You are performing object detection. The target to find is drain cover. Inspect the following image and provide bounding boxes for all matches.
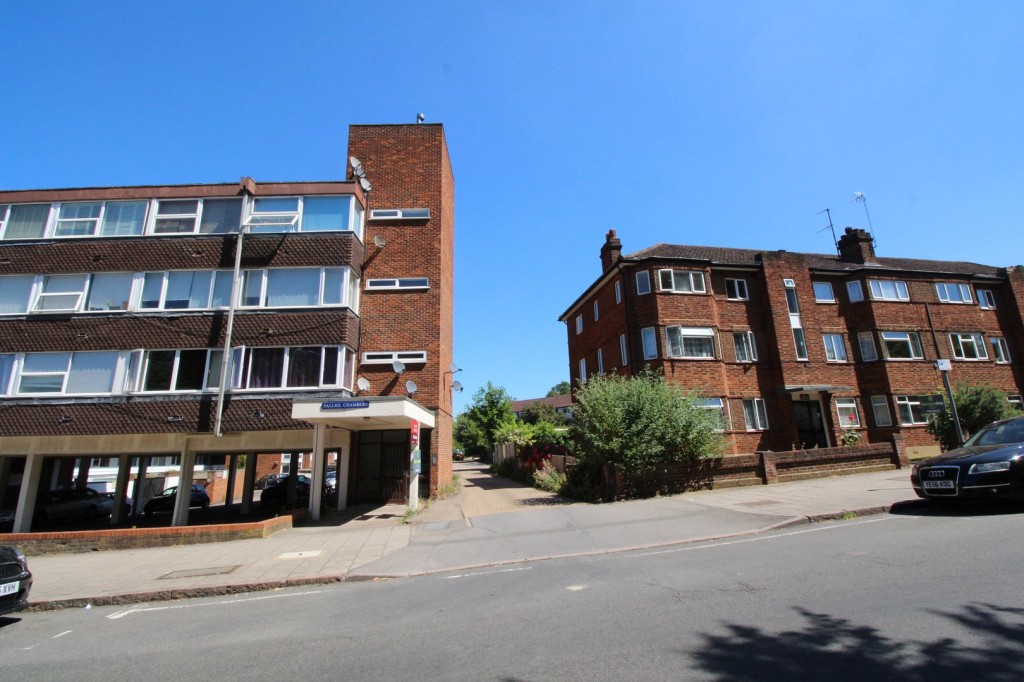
[160,565,240,579]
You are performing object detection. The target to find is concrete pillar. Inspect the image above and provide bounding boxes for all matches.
[133,457,149,515]
[75,457,92,490]
[285,453,298,508]
[240,452,258,514]
[0,456,12,510]
[13,454,44,533]
[171,445,196,527]
[225,454,238,508]
[308,424,326,521]
[336,445,350,511]
[111,455,132,524]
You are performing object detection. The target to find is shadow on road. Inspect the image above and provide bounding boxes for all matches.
[889,498,1024,519]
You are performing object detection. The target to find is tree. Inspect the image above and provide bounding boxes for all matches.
[520,401,568,427]
[570,368,724,477]
[454,382,516,459]
[546,381,571,397]
[927,383,1023,451]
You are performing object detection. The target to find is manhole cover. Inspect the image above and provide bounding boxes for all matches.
[738,499,784,508]
[160,565,240,580]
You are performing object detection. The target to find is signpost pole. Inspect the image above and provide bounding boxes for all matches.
[409,419,421,510]
[936,359,964,446]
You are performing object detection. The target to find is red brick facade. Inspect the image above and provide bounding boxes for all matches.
[562,230,1023,457]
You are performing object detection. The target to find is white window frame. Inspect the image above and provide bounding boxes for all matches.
[242,197,300,233]
[33,274,89,312]
[365,277,429,291]
[695,397,727,431]
[896,395,931,426]
[991,337,1011,364]
[868,279,910,301]
[793,328,809,361]
[239,267,356,310]
[1008,394,1023,412]
[847,280,864,302]
[733,331,757,362]
[978,289,996,310]
[935,282,973,304]
[597,348,604,374]
[858,332,878,362]
[725,278,749,301]
[871,395,892,427]
[128,349,223,393]
[0,203,54,240]
[575,314,583,335]
[835,398,861,428]
[593,300,599,322]
[812,281,836,303]
[578,357,587,384]
[641,327,657,360]
[620,333,628,366]
[666,326,716,359]
[615,281,622,304]
[880,331,924,360]
[361,350,428,365]
[369,208,430,220]
[635,270,651,296]
[949,332,988,361]
[658,269,706,294]
[823,333,847,362]
[14,351,124,396]
[742,398,768,431]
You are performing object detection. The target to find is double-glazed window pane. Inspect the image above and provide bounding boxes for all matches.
[101,201,147,236]
[836,398,860,427]
[869,279,909,301]
[950,333,986,360]
[0,354,13,395]
[36,274,88,311]
[733,332,756,362]
[871,396,892,427]
[267,269,319,307]
[667,327,715,358]
[743,399,768,430]
[199,198,242,234]
[248,348,285,388]
[641,327,657,359]
[823,334,847,361]
[287,347,322,387]
[86,273,133,311]
[175,350,209,390]
[55,202,101,236]
[0,275,33,314]
[19,353,70,393]
[882,332,922,359]
[165,271,209,309]
[4,204,50,239]
[155,200,199,233]
[858,332,878,361]
[322,347,339,385]
[66,352,118,393]
[144,351,176,391]
[302,196,349,231]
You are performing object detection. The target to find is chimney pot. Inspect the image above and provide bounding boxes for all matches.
[600,229,623,272]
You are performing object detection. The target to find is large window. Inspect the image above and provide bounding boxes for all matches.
[949,333,987,361]
[835,398,860,428]
[240,267,357,309]
[742,398,768,431]
[243,196,357,234]
[935,282,972,304]
[1,204,51,240]
[658,269,706,294]
[141,271,233,310]
[725,278,749,301]
[34,274,89,312]
[868,279,910,301]
[666,326,715,359]
[992,337,1011,364]
[85,273,134,311]
[237,346,355,390]
[896,395,931,426]
[0,275,34,314]
[641,327,657,360]
[880,331,923,360]
[733,331,757,362]
[16,351,119,395]
[858,332,878,362]
[871,395,892,427]
[823,334,847,362]
[130,349,222,392]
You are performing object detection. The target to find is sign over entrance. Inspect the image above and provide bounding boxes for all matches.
[321,400,370,410]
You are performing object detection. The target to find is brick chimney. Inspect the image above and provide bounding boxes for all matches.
[600,229,622,272]
[837,227,876,263]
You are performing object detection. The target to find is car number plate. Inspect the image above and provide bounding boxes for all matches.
[0,581,18,596]
[923,480,955,489]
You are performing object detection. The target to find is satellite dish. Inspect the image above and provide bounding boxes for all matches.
[405,380,418,395]
[359,177,372,193]
[392,360,406,373]
[348,153,364,175]
[373,234,386,249]
[357,377,370,392]
[449,362,459,373]
[451,380,463,393]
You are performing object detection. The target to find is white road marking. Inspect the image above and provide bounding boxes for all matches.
[441,566,533,580]
[632,515,904,558]
[53,630,72,638]
[106,589,331,620]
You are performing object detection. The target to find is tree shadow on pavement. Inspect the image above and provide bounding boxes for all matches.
[689,604,1024,681]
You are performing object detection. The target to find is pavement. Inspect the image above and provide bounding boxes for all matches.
[17,461,924,610]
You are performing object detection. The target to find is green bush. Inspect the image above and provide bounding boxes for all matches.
[532,462,567,493]
[927,383,1023,451]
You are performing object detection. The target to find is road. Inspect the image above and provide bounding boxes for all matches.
[2,503,1022,681]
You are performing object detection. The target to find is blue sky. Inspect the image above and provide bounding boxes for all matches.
[3,2,1022,415]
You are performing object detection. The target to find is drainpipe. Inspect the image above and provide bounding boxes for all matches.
[214,226,248,437]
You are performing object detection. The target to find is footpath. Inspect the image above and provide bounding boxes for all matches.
[19,462,923,610]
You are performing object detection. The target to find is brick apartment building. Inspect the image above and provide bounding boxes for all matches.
[0,123,455,532]
[560,228,1024,457]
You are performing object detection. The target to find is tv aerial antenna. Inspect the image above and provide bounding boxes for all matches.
[818,208,839,256]
[852,192,878,249]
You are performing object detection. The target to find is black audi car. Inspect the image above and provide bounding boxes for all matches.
[911,415,1024,502]
[0,546,32,616]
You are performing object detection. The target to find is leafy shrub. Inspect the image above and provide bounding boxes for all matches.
[927,383,1023,451]
[532,462,567,493]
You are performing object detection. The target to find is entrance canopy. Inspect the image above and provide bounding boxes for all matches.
[291,396,436,430]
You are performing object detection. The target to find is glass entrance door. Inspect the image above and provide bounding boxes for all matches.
[793,401,829,449]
